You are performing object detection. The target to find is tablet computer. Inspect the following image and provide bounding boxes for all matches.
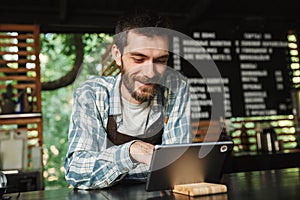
[145,141,233,191]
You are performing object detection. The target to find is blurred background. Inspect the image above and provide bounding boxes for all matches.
[1,0,300,191]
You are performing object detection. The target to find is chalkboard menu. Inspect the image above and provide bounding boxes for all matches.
[171,30,293,120]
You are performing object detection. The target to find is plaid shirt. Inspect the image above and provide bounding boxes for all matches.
[64,73,192,189]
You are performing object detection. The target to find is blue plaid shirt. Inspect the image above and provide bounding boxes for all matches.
[64,73,192,189]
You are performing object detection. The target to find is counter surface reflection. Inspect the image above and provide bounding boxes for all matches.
[7,168,300,200]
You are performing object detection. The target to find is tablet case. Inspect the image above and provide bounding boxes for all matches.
[145,141,233,191]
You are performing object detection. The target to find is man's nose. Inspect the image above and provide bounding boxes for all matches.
[143,61,156,79]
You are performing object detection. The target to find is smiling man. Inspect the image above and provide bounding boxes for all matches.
[64,10,192,189]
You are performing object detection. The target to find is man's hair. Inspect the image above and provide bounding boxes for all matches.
[114,9,171,53]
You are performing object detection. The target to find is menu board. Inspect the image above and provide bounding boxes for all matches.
[171,30,293,120]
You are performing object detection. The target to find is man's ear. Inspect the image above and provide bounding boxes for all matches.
[111,44,122,66]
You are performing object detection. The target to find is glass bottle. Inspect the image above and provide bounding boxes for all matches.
[240,121,249,151]
[255,123,262,152]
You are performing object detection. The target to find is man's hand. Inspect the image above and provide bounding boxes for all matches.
[129,141,154,166]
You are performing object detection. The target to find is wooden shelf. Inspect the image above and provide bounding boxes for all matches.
[0,113,42,119]
[0,24,42,170]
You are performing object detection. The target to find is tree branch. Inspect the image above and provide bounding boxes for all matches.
[41,34,84,91]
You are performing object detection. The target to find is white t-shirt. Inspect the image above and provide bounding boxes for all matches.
[117,97,151,136]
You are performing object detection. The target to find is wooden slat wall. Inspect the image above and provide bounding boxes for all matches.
[192,120,222,142]
[0,24,41,112]
[0,24,42,169]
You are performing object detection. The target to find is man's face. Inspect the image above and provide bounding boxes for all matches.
[119,30,169,103]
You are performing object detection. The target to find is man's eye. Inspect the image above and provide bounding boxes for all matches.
[156,60,168,64]
[133,58,144,63]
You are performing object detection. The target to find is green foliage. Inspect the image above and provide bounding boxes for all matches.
[83,33,112,55]
[40,34,75,82]
[42,86,72,189]
[40,33,112,190]
[40,34,76,56]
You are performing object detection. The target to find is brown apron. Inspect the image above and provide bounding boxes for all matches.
[106,116,163,145]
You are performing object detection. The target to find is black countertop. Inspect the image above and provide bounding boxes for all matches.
[5,167,300,200]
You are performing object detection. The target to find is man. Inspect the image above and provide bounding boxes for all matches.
[64,10,192,189]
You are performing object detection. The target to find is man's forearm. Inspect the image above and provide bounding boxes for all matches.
[65,141,138,189]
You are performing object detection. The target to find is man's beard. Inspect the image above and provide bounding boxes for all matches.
[122,72,160,103]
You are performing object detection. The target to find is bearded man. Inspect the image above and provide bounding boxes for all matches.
[64,10,191,189]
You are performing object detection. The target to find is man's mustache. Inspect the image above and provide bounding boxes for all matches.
[133,76,161,84]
